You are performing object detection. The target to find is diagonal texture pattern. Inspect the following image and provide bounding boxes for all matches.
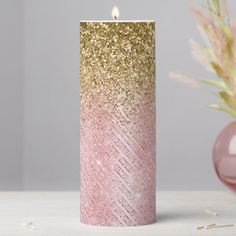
[80,22,156,226]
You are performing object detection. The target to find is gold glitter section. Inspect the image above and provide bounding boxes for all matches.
[80,22,156,121]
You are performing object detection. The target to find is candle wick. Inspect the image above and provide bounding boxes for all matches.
[112,6,119,20]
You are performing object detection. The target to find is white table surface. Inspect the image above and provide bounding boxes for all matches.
[1,191,236,236]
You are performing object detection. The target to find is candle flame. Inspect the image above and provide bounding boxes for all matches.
[112,6,119,20]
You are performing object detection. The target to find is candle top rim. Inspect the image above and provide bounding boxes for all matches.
[80,20,155,23]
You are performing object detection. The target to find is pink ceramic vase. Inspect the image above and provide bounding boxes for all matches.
[213,122,236,191]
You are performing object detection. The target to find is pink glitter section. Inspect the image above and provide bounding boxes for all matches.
[80,98,156,226]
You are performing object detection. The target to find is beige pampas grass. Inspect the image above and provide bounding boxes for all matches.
[170,0,236,119]
[169,72,201,88]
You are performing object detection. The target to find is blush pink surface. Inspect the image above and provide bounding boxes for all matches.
[80,98,156,226]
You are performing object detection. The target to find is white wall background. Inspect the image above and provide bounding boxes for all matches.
[0,0,23,190]
[1,0,235,190]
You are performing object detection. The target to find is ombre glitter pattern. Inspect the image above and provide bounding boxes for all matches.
[80,22,156,226]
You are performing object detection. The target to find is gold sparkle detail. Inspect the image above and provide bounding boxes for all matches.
[80,22,156,121]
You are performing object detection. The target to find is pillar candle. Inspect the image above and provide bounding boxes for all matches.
[80,18,156,226]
